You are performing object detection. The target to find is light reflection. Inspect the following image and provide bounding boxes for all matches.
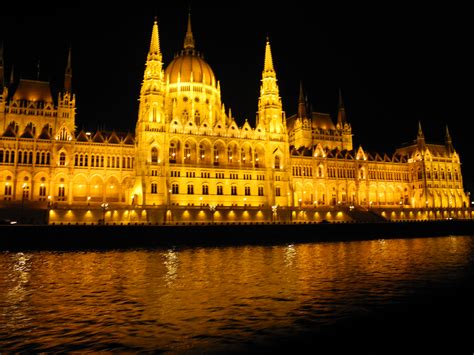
[0,236,472,352]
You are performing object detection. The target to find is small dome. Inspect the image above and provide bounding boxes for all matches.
[165,51,215,86]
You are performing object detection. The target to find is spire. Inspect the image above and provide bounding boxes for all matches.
[264,37,275,72]
[417,121,425,146]
[445,125,454,154]
[149,18,161,55]
[417,121,424,138]
[64,47,72,92]
[445,125,451,141]
[183,11,195,50]
[337,88,347,127]
[9,64,14,85]
[298,81,306,118]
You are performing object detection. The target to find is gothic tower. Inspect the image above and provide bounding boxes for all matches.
[134,19,166,205]
[56,47,76,140]
[256,39,286,136]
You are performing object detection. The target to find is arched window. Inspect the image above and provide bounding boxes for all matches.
[151,147,158,164]
[169,143,177,163]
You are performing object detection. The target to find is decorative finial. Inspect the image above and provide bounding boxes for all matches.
[64,47,72,92]
[417,121,424,137]
[264,37,274,72]
[149,19,161,55]
[183,10,195,50]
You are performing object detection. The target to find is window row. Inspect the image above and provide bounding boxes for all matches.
[162,184,266,196]
[0,150,51,165]
[73,154,134,169]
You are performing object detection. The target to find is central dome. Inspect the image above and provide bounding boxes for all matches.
[165,51,215,86]
[164,12,216,87]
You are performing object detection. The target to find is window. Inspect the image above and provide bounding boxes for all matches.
[169,143,177,163]
[199,145,205,160]
[217,185,223,195]
[202,185,209,195]
[4,184,12,199]
[228,148,233,163]
[245,186,251,196]
[275,187,281,197]
[184,144,191,162]
[58,186,65,201]
[39,184,47,200]
[187,184,194,195]
[231,186,237,195]
[22,185,30,200]
[151,147,158,164]
[59,152,66,166]
[258,186,264,196]
[172,184,179,194]
[274,156,280,169]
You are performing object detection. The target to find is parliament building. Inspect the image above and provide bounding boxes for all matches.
[0,16,471,224]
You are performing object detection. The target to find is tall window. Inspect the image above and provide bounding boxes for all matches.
[187,184,194,195]
[59,152,66,166]
[169,143,177,163]
[274,156,280,169]
[258,186,264,196]
[4,183,12,199]
[199,145,205,160]
[39,185,47,200]
[184,144,191,162]
[217,185,223,195]
[275,187,281,197]
[172,184,179,194]
[245,186,251,196]
[151,183,158,194]
[228,147,233,163]
[231,186,237,195]
[58,186,65,201]
[202,185,209,195]
[151,147,159,164]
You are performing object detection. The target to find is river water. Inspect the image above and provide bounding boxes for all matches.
[1,236,473,353]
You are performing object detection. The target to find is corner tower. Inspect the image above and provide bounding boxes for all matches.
[256,38,286,136]
[134,19,166,206]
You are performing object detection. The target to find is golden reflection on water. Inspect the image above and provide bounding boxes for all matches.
[0,236,472,351]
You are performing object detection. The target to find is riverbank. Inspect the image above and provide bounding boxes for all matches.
[1,219,473,251]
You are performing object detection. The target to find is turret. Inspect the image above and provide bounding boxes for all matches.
[445,125,454,155]
[256,38,286,135]
[417,121,425,147]
[57,47,76,136]
[336,88,347,128]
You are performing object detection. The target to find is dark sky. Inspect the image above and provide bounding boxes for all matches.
[1,1,473,192]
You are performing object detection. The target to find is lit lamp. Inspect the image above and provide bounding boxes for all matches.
[209,204,216,223]
[87,196,91,206]
[272,204,278,223]
[100,202,109,225]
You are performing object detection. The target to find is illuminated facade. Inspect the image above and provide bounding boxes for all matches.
[0,17,470,223]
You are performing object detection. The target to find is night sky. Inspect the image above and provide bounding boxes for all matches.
[1,1,472,192]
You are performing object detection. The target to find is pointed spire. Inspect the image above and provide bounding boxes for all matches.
[445,125,451,141]
[183,11,195,50]
[9,65,14,85]
[149,18,161,55]
[264,37,275,72]
[417,121,424,138]
[417,121,425,146]
[445,125,453,154]
[298,81,306,118]
[64,47,72,92]
[337,88,347,127]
